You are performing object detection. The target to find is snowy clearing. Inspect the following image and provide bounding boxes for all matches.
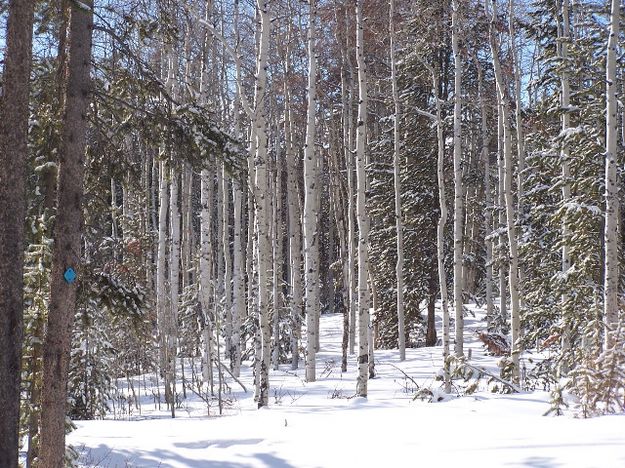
[69,311,625,468]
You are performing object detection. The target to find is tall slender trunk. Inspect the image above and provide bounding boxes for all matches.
[452,0,464,357]
[255,0,273,408]
[389,0,405,361]
[604,0,620,349]
[0,1,35,465]
[489,1,521,383]
[284,65,303,371]
[168,166,181,417]
[355,0,370,398]
[39,2,93,465]
[476,58,494,328]
[304,0,320,383]
[432,68,451,393]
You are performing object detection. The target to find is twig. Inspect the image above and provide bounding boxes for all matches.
[461,362,521,393]
[379,361,420,390]
[217,361,248,393]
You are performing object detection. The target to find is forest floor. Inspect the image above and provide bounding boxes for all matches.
[69,306,625,467]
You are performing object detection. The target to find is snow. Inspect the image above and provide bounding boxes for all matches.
[69,309,625,468]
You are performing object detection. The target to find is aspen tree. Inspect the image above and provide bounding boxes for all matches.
[168,164,181,417]
[231,0,244,379]
[488,0,521,383]
[604,0,620,349]
[475,57,494,327]
[254,0,273,407]
[304,0,321,383]
[283,50,304,370]
[389,0,405,361]
[452,0,464,357]
[355,0,370,397]
[0,0,35,464]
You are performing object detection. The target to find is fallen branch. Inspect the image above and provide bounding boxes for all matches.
[217,361,248,393]
[461,361,521,393]
[379,361,420,390]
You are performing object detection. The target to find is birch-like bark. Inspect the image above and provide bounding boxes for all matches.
[389,0,405,361]
[231,0,244,378]
[254,0,273,408]
[604,0,620,349]
[355,0,370,397]
[272,139,283,371]
[168,165,181,417]
[232,177,244,377]
[476,58,494,327]
[497,107,508,327]
[199,168,214,390]
[488,1,521,383]
[283,54,303,371]
[452,0,464,357]
[157,160,171,386]
[304,0,321,383]
[432,67,451,393]
[222,167,233,366]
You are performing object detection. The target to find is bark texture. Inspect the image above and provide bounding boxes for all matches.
[39,2,94,465]
[0,1,35,465]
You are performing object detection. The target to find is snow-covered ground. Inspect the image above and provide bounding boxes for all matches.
[70,309,625,468]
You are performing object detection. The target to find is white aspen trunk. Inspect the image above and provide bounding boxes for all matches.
[604,0,620,349]
[222,166,233,365]
[452,0,464,357]
[432,69,451,393]
[272,140,283,371]
[168,165,180,417]
[156,159,170,390]
[509,0,525,216]
[355,0,370,398]
[181,164,193,289]
[304,0,320,383]
[199,168,214,391]
[232,179,244,378]
[389,0,405,361]
[284,71,303,371]
[557,0,572,358]
[254,0,272,408]
[476,59,494,327]
[489,1,521,383]
[497,107,508,326]
[344,8,357,356]
[231,1,244,377]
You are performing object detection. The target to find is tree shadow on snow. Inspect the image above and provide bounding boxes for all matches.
[75,442,298,467]
[174,438,264,449]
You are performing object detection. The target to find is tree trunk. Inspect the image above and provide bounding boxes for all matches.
[452,0,464,357]
[304,0,321,383]
[433,68,451,394]
[0,1,35,465]
[389,0,405,361]
[604,0,620,349]
[254,0,273,408]
[39,2,93,465]
[489,1,521,383]
[355,0,370,398]
[476,57,494,328]
[168,165,181,417]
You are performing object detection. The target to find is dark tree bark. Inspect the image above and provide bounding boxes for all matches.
[0,1,35,465]
[39,1,94,466]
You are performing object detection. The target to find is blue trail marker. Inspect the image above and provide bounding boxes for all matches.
[64,267,77,284]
